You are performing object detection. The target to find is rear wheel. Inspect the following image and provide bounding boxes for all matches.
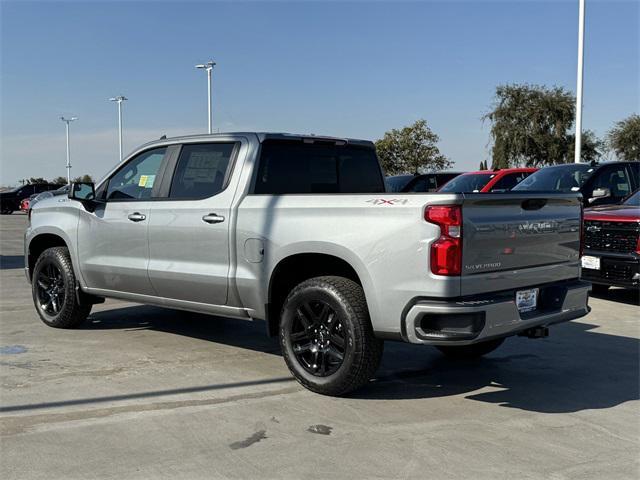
[280,276,383,396]
[1,208,13,215]
[32,247,91,328]
[436,338,505,359]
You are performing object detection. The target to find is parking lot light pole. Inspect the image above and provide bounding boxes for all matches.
[574,0,586,163]
[195,60,216,134]
[109,96,128,161]
[60,116,78,184]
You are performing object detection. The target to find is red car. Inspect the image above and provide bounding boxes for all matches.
[581,189,639,292]
[19,197,30,212]
[439,168,537,193]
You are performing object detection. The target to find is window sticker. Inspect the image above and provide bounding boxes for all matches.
[138,175,155,188]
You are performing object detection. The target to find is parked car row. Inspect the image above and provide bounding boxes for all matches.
[0,183,59,214]
[386,161,640,292]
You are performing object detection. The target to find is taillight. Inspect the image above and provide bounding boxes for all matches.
[425,205,462,276]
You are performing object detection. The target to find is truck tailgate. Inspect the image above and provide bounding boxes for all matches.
[460,193,582,295]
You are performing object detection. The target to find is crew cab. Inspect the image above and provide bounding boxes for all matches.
[438,168,537,193]
[25,133,590,395]
[581,189,640,292]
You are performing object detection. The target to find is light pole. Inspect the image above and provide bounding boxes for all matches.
[60,116,77,184]
[109,95,127,161]
[195,60,216,133]
[574,0,586,163]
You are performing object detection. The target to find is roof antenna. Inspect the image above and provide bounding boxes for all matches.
[159,135,167,140]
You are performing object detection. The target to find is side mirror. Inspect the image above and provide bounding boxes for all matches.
[68,182,97,210]
[589,187,610,204]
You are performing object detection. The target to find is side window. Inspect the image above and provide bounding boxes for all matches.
[590,166,632,199]
[106,147,166,201]
[490,172,530,192]
[168,143,235,199]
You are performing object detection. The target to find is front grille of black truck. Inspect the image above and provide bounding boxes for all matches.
[584,220,640,254]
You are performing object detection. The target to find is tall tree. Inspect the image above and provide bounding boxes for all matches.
[607,114,640,161]
[28,177,48,184]
[484,83,602,167]
[567,130,605,164]
[375,119,452,175]
[72,174,94,183]
[52,176,68,185]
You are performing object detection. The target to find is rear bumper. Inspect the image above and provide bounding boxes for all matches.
[402,279,590,345]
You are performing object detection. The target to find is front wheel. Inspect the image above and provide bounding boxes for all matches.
[436,338,505,359]
[32,247,91,328]
[280,276,383,396]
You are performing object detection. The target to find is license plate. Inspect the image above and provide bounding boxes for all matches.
[516,288,538,313]
[581,255,600,270]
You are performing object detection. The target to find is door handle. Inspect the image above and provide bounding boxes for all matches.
[127,212,146,222]
[202,213,225,224]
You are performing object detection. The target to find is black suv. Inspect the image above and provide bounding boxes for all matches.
[0,184,58,214]
[513,161,640,207]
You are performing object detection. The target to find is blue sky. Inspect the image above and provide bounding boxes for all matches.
[1,0,638,185]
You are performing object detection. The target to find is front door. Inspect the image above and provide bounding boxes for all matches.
[77,147,168,295]
[147,142,239,305]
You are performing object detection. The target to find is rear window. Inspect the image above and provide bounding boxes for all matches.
[439,173,494,193]
[513,164,594,192]
[253,141,385,194]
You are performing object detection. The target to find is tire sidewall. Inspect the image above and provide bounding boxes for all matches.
[32,248,76,327]
[280,282,360,391]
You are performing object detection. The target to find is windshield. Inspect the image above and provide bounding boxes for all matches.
[439,173,494,193]
[385,175,414,192]
[624,190,640,206]
[513,164,595,192]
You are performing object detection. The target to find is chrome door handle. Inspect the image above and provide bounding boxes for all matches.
[202,213,225,224]
[127,212,146,222]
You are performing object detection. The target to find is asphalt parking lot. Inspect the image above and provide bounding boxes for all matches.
[1,213,638,480]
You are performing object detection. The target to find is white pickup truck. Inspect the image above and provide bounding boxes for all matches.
[25,133,591,395]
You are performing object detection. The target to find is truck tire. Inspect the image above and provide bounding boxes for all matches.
[32,246,91,329]
[436,338,505,359]
[280,276,383,396]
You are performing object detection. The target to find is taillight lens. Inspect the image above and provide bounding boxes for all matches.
[425,205,462,276]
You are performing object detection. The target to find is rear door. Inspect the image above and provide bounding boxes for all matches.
[146,141,240,305]
[460,193,582,295]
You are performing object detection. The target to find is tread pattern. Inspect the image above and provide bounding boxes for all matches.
[32,247,91,329]
[280,275,383,396]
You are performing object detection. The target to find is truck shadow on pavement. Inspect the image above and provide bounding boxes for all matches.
[80,305,639,414]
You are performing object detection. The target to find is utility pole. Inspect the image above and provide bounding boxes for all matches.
[574,0,586,163]
[109,96,128,160]
[195,60,216,133]
[60,116,78,184]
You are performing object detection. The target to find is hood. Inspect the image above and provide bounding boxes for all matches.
[584,204,640,222]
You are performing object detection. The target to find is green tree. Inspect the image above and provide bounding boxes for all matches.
[28,177,48,184]
[52,176,68,185]
[567,130,605,164]
[479,160,489,170]
[607,114,640,161]
[72,174,94,183]
[375,119,452,175]
[484,83,601,167]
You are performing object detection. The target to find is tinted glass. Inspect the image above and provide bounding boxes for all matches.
[489,172,532,192]
[106,147,166,200]
[385,175,414,192]
[254,141,384,194]
[589,166,632,198]
[169,143,235,199]
[439,173,494,193]
[513,164,594,192]
[624,190,640,206]
[435,173,461,189]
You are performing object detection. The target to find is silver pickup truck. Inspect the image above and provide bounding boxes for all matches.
[25,133,590,395]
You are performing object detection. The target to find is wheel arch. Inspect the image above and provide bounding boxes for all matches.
[265,251,372,337]
[27,232,70,280]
